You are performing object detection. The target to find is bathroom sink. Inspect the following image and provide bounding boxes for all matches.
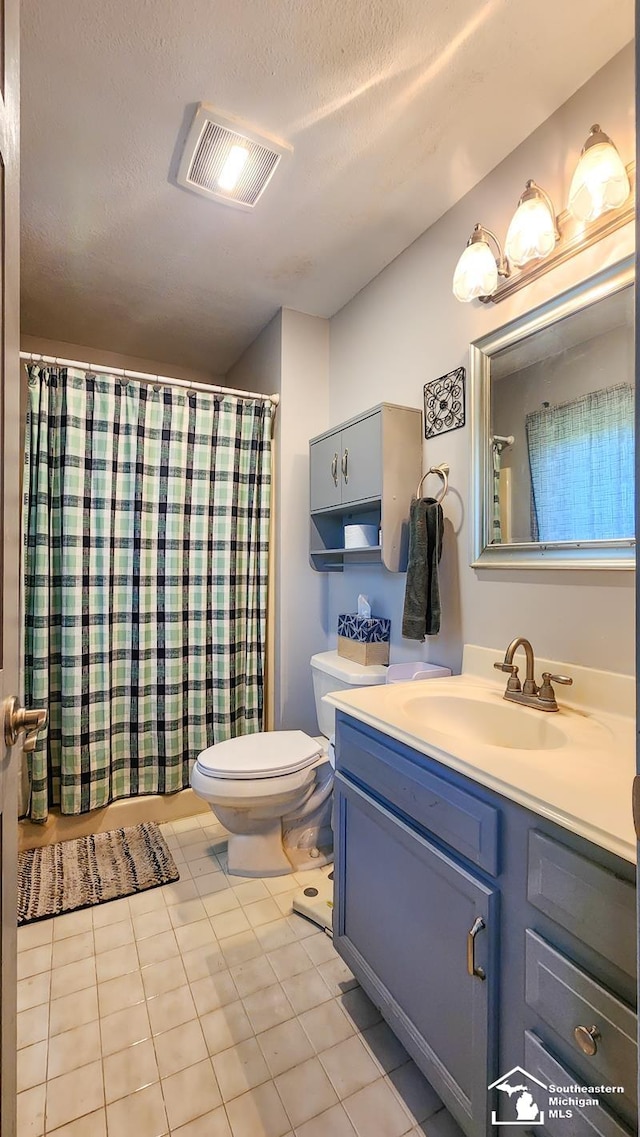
[400,692,568,751]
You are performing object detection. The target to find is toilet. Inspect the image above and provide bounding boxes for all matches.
[190,651,387,876]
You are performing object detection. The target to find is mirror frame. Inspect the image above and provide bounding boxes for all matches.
[470,255,635,570]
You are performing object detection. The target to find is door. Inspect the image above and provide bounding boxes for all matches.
[0,1,20,1133]
[341,412,381,505]
[333,774,498,1137]
[310,430,342,512]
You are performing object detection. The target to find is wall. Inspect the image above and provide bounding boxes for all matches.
[20,335,224,386]
[327,43,635,675]
[228,310,331,734]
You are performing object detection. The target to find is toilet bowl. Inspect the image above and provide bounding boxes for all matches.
[190,651,386,876]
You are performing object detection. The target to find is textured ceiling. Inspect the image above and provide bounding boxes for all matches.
[21,0,634,375]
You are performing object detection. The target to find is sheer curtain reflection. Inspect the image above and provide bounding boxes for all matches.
[526,384,634,543]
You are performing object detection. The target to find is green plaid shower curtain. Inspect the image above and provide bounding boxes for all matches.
[23,366,273,821]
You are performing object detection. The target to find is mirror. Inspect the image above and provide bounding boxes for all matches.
[470,256,634,569]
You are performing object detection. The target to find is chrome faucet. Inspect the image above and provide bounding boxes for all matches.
[494,637,572,712]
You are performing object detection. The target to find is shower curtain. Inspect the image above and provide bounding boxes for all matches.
[23,366,273,821]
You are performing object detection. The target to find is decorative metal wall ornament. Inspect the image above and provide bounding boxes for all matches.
[424,367,466,439]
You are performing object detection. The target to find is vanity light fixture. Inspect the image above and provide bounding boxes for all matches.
[452,224,509,303]
[568,124,631,223]
[504,180,559,269]
[452,124,633,305]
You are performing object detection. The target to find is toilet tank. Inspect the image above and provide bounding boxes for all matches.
[310,650,387,738]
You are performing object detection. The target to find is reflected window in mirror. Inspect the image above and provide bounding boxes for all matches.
[471,256,635,569]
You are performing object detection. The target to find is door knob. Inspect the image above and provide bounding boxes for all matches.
[4,697,48,753]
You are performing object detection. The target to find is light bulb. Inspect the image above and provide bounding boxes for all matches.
[568,125,630,223]
[452,239,498,303]
[505,181,557,268]
[218,145,250,192]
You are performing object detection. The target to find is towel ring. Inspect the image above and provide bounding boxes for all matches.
[416,464,449,503]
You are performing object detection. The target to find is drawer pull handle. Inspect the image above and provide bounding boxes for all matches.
[467,916,486,980]
[573,1025,600,1056]
[331,453,338,486]
[342,448,349,483]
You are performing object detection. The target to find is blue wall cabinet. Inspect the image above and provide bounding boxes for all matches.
[333,714,637,1137]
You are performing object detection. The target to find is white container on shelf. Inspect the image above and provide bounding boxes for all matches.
[386,662,452,684]
[344,523,379,548]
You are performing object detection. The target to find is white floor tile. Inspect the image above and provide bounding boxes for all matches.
[212,1037,270,1101]
[230,955,277,998]
[200,1000,254,1055]
[17,920,54,952]
[45,1059,104,1132]
[219,930,263,968]
[181,941,227,982]
[174,918,216,954]
[47,1020,101,1079]
[170,1105,232,1137]
[17,1083,46,1137]
[274,1055,338,1128]
[294,1103,357,1137]
[343,1078,413,1137]
[93,919,134,955]
[105,1082,167,1137]
[17,1039,48,1092]
[100,1002,152,1056]
[280,969,332,1015]
[98,969,145,1017]
[161,1057,222,1130]
[147,984,198,1035]
[17,972,51,1013]
[95,942,139,983]
[132,907,173,941]
[46,1107,107,1137]
[153,1018,208,1079]
[242,983,295,1034]
[17,1004,49,1049]
[52,909,93,941]
[92,897,131,928]
[103,1039,159,1103]
[50,956,96,1000]
[211,908,251,939]
[190,969,238,1016]
[298,999,354,1053]
[256,1018,314,1078]
[17,944,52,981]
[141,955,188,998]
[137,928,180,967]
[362,1021,411,1073]
[302,932,339,966]
[49,985,98,1036]
[319,1035,382,1099]
[267,942,314,982]
[169,898,208,928]
[51,930,95,969]
[225,1081,291,1137]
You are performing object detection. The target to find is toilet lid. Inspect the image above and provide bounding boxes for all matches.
[195,730,323,780]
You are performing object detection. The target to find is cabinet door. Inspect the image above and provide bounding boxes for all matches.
[334,773,497,1137]
[341,413,382,505]
[310,431,342,512]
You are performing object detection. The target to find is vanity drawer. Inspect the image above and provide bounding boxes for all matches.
[523,1031,633,1137]
[528,831,636,977]
[525,930,637,1115]
[336,718,499,875]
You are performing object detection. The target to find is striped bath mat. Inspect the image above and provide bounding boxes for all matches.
[17,821,180,925]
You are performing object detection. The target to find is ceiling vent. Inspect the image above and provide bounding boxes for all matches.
[177,105,291,211]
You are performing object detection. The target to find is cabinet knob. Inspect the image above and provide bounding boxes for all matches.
[331,453,338,486]
[466,916,486,980]
[573,1025,600,1056]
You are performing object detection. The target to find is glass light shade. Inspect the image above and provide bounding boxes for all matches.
[504,195,556,268]
[452,240,498,302]
[568,139,630,223]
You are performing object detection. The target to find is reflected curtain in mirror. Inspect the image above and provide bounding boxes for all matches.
[526,385,634,543]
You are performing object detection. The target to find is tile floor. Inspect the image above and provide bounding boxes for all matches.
[16,812,464,1137]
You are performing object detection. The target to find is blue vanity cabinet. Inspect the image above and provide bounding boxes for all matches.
[333,712,637,1137]
[333,763,499,1136]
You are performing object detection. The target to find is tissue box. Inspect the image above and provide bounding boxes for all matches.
[337,614,390,666]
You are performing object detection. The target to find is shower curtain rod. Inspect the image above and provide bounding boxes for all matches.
[20,352,280,406]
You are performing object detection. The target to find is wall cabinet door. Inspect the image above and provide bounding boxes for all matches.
[333,773,498,1137]
[310,431,342,512]
[340,413,381,505]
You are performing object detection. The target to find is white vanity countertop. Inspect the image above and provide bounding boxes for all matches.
[325,645,636,864]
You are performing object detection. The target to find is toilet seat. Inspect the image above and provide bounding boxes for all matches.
[196,730,323,780]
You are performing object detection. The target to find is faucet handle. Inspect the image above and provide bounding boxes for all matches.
[539,671,573,709]
[494,661,521,692]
